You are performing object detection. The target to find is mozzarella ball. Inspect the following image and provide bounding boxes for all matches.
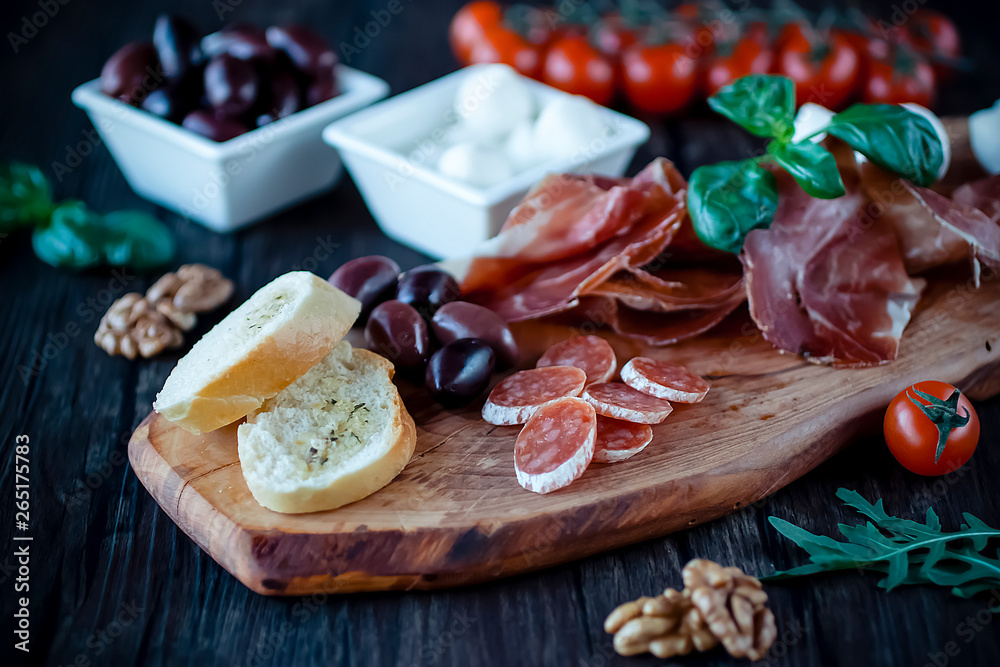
[454,64,535,141]
[533,95,609,162]
[791,103,835,143]
[437,142,513,187]
[505,120,542,173]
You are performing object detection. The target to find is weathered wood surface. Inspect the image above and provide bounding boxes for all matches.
[3,0,1000,664]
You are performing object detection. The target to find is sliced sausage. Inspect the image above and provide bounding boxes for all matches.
[514,397,596,494]
[620,357,710,403]
[593,415,653,463]
[536,335,616,385]
[482,366,587,425]
[582,382,674,424]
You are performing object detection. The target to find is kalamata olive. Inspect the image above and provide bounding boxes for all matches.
[365,300,432,374]
[153,14,202,80]
[431,301,519,368]
[425,339,496,407]
[265,68,302,118]
[201,23,275,61]
[181,110,248,142]
[306,68,338,106]
[329,255,400,319]
[265,25,337,78]
[141,87,187,122]
[100,41,158,105]
[396,266,461,318]
[204,54,258,115]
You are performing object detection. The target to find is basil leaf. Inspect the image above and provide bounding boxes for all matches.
[707,75,796,141]
[689,161,779,254]
[1,162,55,231]
[31,201,105,270]
[100,211,175,269]
[826,104,943,186]
[771,142,846,199]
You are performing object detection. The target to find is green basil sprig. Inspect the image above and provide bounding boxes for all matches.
[688,75,946,254]
[2,161,174,271]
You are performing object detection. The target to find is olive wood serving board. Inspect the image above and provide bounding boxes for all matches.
[128,275,1000,595]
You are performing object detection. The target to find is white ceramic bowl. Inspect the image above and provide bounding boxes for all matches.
[322,65,650,258]
[72,66,389,232]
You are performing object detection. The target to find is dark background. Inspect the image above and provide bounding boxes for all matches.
[2,1,1000,666]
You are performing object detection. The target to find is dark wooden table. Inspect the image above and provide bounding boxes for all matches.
[2,1,999,665]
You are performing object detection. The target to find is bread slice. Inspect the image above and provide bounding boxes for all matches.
[153,272,360,435]
[237,341,417,513]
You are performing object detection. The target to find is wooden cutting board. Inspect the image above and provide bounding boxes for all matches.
[129,274,1000,596]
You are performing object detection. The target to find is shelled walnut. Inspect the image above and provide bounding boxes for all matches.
[604,559,777,662]
[95,264,233,359]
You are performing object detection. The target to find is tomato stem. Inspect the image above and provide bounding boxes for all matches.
[907,388,971,464]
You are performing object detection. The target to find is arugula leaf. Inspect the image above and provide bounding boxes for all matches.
[688,161,778,254]
[765,489,1000,599]
[100,211,175,270]
[770,142,846,199]
[31,201,105,270]
[707,75,796,141]
[1,162,55,232]
[826,104,944,186]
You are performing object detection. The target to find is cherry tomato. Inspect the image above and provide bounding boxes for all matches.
[705,38,773,96]
[778,31,860,110]
[863,53,935,107]
[449,1,503,65]
[593,13,642,60]
[675,2,734,57]
[524,8,563,48]
[621,42,697,115]
[907,9,960,80]
[469,24,542,79]
[884,381,979,476]
[542,34,616,105]
[742,20,772,48]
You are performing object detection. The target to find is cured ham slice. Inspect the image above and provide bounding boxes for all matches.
[537,336,617,385]
[952,175,1000,223]
[904,183,1000,278]
[592,415,653,463]
[584,266,744,313]
[482,366,587,425]
[514,397,596,494]
[461,159,689,322]
[582,382,674,424]
[742,170,925,367]
[621,357,710,403]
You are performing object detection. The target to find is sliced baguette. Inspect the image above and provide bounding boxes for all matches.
[154,272,360,435]
[237,341,417,513]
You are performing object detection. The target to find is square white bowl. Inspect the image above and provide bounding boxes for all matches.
[322,65,650,259]
[72,66,390,232]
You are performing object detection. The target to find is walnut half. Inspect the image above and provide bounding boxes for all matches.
[95,294,183,359]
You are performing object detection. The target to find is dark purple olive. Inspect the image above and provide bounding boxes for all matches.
[265,68,302,118]
[365,301,432,374]
[396,266,460,319]
[306,68,338,106]
[141,87,187,122]
[201,23,275,61]
[329,256,400,320]
[181,110,248,142]
[265,25,336,78]
[100,41,159,105]
[153,14,202,80]
[425,339,496,407]
[204,54,258,115]
[431,302,519,368]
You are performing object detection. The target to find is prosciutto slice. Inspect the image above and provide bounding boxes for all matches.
[952,175,1000,223]
[462,159,689,321]
[742,171,925,367]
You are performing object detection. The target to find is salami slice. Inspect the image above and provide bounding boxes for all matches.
[620,357,710,403]
[514,397,596,494]
[483,366,587,425]
[592,415,653,463]
[582,382,674,424]
[536,335,616,385]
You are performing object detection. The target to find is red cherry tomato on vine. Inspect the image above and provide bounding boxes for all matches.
[884,380,979,476]
[705,38,773,96]
[863,55,935,108]
[907,9,960,80]
[449,1,503,65]
[593,13,642,60]
[778,31,860,110]
[621,42,697,115]
[542,34,616,105]
[469,24,542,79]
